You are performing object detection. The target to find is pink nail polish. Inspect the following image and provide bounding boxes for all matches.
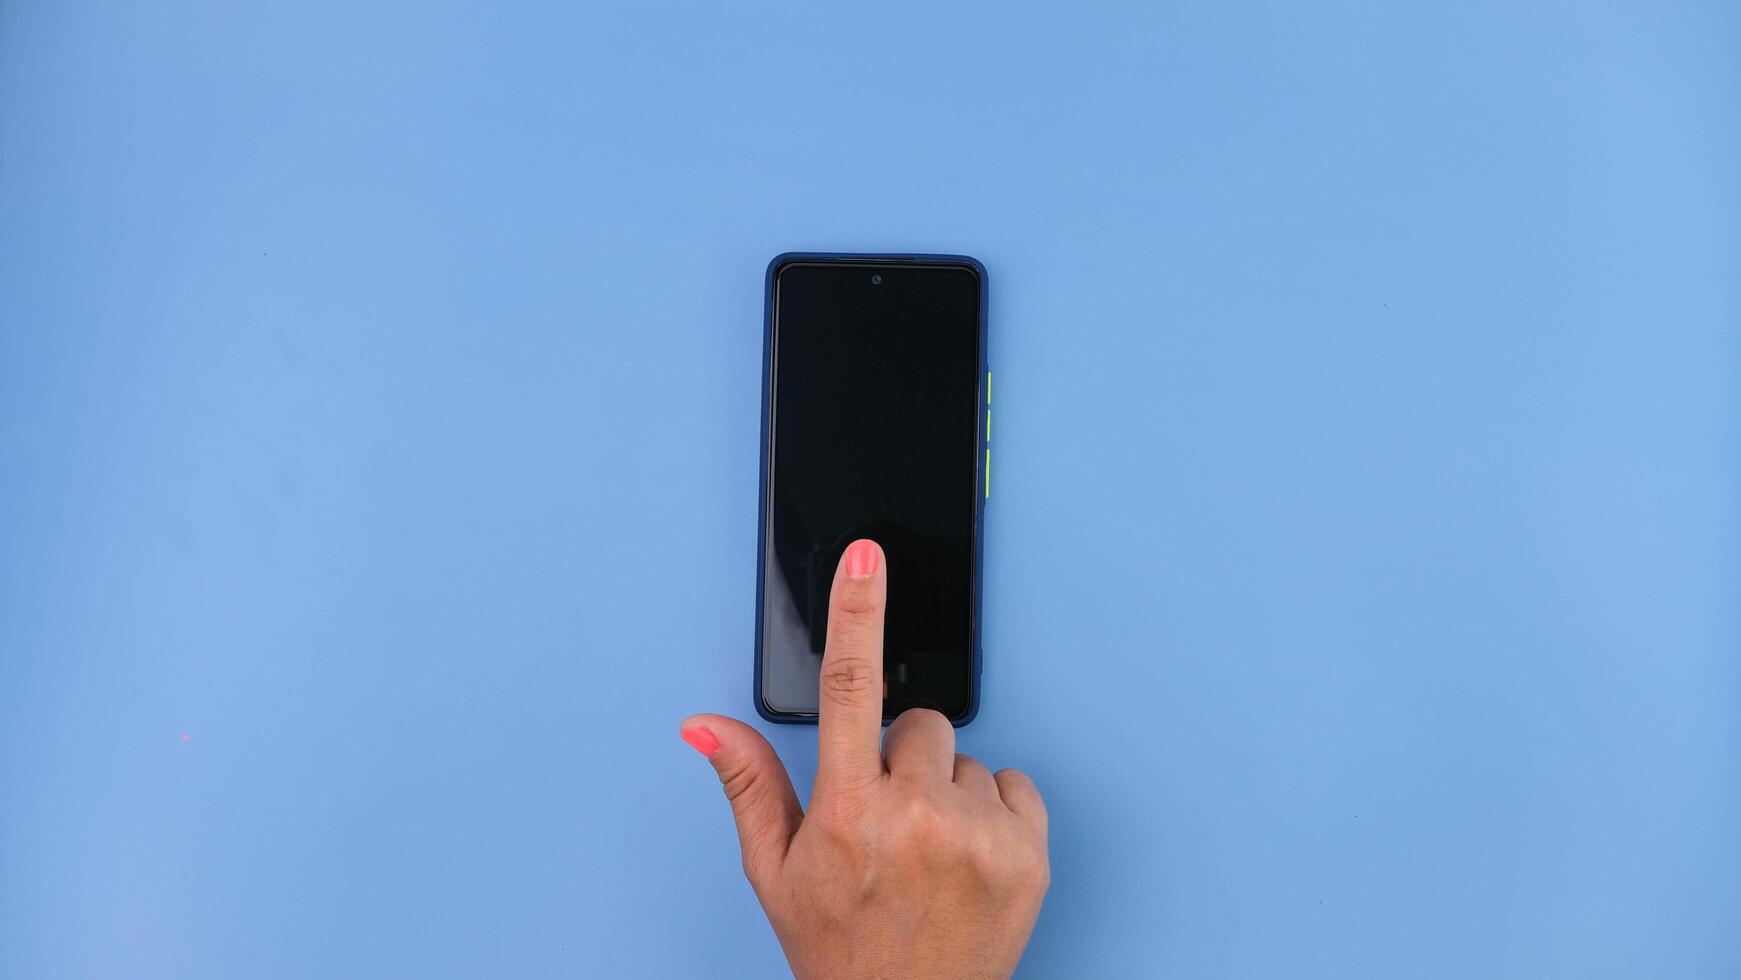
[681,726,721,757]
[844,539,879,580]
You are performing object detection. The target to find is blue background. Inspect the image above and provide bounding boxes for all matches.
[2,1,1736,976]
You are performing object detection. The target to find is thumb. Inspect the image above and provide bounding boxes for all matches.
[679,713,801,885]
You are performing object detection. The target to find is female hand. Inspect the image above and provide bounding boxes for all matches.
[681,539,1049,979]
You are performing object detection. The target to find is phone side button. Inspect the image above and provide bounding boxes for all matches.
[984,448,991,499]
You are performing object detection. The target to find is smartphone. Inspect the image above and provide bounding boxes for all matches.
[755,253,988,725]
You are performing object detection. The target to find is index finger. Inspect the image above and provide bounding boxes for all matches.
[816,538,887,788]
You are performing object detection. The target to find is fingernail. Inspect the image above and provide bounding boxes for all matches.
[680,726,721,758]
[844,539,879,580]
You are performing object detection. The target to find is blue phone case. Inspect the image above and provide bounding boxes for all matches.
[754,252,988,727]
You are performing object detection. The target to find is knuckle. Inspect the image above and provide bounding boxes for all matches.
[898,707,950,732]
[827,613,881,652]
[815,799,870,847]
[1026,850,1053,893]
[890,793,947,845]
[964,827,1001,873]
[821,657,878,704]
[1016,832,1051,888]
[886,708,951,749]
[996,768,1046,805]
[833,587,882,617]
[987,836,1048,891]
[717,759,760,805]
[1010,860,1049,896]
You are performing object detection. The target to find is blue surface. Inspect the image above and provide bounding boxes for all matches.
[2,1,1736,976]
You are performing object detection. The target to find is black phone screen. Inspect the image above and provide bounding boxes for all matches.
[760,258,984,722]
